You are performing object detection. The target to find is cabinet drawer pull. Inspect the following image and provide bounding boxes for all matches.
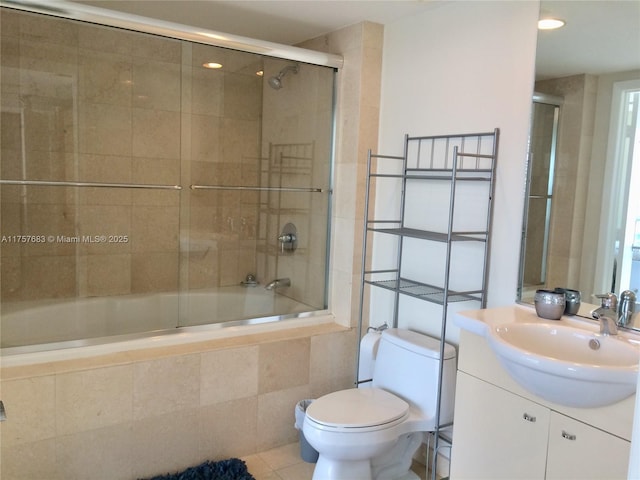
[561,430,576,441]
[522,413,536,422]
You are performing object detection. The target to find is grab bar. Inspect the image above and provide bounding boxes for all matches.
[190,185,328,193]
[0,180,182,190]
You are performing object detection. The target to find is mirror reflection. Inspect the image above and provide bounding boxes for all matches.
[518,0,640,330]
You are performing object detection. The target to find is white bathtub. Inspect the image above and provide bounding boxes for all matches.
[1,286,319,353]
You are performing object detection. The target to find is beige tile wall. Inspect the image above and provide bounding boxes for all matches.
[256,59,334,309]
[0,323,356,480]
[0,11,184,302]
[299,22,384,327]
[535,74,597,291]
[185,42,265,290]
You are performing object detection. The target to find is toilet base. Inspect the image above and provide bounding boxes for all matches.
[372,432,424,480]
[312,457,372,480]
[311,433,425,480]
[396,472,420,480]
[311,456,421,480]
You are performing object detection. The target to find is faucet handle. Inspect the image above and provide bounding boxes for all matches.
[619,290,636,307]
[278,233,295,243]
[618,290,636,326]
[595,292,618,310]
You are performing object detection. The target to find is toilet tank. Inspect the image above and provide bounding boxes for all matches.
[372,328,457,424]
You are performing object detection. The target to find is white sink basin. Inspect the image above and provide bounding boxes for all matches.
[486,322,639,408]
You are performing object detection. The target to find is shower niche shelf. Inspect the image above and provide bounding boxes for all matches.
[357,128,499,480]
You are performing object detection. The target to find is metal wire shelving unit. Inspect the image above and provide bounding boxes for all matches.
[356,128,499,480]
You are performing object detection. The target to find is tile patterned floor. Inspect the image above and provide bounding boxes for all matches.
[242,442,429,480]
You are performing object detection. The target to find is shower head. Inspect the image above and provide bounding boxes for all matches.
[268,76,283,90]
[268,64,299,90]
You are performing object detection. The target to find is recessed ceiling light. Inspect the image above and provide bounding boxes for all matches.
[256,70,264,76]
[202,62,223,69]
[538,18,565,30]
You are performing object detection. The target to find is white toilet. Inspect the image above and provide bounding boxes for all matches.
[302,328,456,480]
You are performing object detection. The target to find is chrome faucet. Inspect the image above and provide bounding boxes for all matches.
[592,290,637,332]
[592,292,618,335]
[593,310,619,336]
[265,277,291,290]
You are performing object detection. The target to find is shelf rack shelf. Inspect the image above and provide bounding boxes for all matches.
[368,226,488,243]
[364,276,483,305]
[356,128,499,480]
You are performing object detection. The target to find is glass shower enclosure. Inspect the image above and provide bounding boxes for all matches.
[0,6,336,350]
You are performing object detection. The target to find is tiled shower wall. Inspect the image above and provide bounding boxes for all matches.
[1,11,186,300]
[0,8,333,307]
[185,43,265,290]
[258,59,334,308]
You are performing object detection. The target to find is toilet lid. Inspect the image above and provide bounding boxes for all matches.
[306,388,409,429]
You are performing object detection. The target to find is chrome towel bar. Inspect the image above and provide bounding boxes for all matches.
[190,185,327,193]
[0,180,330,193]
[0,179,182,190]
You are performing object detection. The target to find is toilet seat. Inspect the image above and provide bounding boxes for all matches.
[306,388,409,431]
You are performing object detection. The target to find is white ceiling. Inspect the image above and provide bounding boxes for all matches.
[76,0,640,79]
[535,1,640,80]
[76,0,444,45]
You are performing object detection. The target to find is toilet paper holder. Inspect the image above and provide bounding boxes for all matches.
[357,325,389,387]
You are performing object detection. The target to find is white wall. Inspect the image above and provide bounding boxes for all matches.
[374,0,540,340]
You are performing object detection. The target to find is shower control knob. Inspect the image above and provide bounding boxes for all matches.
[278,223,298,253]
[278,233,296,243]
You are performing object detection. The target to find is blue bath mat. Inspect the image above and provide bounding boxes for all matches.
[140,458,255,480]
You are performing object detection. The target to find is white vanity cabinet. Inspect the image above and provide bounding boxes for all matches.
[451,327,634,480]
[452,371,550,479]
[546,412,630,480]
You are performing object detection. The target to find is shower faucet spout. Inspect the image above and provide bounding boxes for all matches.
[265,278,291,290]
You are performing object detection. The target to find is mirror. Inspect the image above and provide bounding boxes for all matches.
[518,0,640,331]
